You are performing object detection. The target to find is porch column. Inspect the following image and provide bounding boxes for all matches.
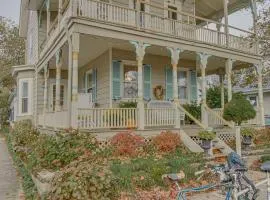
[43,64,49,114]
[256,63,265,126]
[219,73,225,109]
[58,0,63,28]
[198,53,211,128]
[223,0,229,47]
[130,41,150,130]
[71,33,80,128]
[46,0,51,37]
[67,35,72,126]
[226,58,234,102]
[168,47,184,129]
[55,49,62,112]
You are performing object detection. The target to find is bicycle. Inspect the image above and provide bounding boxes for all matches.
[162,164,258,200]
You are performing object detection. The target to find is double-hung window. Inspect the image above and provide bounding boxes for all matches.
[52,85,65,111]
[21,82,29,113]
[19,78,32,115]
[123,65,138,99]
[178,71,187,100]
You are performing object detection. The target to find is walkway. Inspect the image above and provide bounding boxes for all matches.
[0,135,24,200]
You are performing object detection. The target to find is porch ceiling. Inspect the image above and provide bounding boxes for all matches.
[48,35,252,75]
[195,0,250,21]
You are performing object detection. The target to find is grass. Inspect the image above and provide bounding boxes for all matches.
[0,127,38,200]
[110,149,205,192]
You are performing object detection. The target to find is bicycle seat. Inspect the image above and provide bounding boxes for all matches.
[261,161,270,172]
[162,171,185,182]
[233,167,248,172]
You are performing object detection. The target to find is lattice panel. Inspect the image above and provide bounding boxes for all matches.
[217,133,235,143]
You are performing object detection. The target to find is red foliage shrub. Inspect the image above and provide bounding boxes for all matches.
[110,131,145,156]
[153,131,181,152]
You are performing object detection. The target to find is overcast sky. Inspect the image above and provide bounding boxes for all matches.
[0,0,253,31]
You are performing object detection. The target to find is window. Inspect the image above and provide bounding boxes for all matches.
[178,71,187,99]
[21,82,29,113]
[123,65,138,98]
[52,85,64,111]
[85,70,93,93]
[248,96,257,107]
[168,6,177,20]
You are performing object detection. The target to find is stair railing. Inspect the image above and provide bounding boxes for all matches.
[177,104,207,130]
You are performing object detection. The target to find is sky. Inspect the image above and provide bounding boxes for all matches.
[0,0,253,31]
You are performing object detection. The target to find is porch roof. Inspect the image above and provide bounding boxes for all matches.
[12,65,35,77]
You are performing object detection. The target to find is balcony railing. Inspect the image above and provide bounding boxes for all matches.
[40,0,258,56]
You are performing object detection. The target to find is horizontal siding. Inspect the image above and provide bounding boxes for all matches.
[79,51,110,108]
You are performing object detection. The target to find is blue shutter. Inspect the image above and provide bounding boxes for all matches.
[112,61,121,99]
[165,66,173,100]
[92,69,97,102]
[143,64,152,100]
[189,70,197,103]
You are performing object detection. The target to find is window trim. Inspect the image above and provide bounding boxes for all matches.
[121,63,139,99]
[177,68,190,104]
[18,78,32,116]
[248,95,258,107]
[85,69,93,93]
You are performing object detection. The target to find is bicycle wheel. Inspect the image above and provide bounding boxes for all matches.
[237,174,258,200]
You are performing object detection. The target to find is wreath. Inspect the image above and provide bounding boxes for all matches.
[153,85,164,100]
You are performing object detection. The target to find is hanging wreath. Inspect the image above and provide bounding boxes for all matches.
[154,85,164,100]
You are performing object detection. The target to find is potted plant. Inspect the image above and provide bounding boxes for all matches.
[198,130,216,150]
[241,128,255,146]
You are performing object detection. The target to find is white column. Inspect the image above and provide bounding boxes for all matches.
[46,0,51,37]
[58,0,63,28]
[219,74,225,109]
[71,33,80,128]
[256,63,265,126]
[235,126,242,156]
[55,49,62,112]
[130,41,150,130]
[43,64,49,114]
[198,53,211,128]
[168,47,184,129]
[226,58,234,102]
[223,0,229,47]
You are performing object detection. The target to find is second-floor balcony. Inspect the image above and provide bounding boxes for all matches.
[40,0,258,57]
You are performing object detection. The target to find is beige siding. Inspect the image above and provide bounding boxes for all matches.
[36,73,44,115]
[263,93,270,115]
[26,11,39,65]
[79,51,110,108]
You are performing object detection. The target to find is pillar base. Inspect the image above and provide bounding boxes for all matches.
[137,100,145,130]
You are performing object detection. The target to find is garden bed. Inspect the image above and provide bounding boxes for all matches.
[6,120,207,200]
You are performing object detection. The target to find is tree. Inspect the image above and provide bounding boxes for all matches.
[206,86,228,108]
[223,93,256,126]
[0,17,25,89]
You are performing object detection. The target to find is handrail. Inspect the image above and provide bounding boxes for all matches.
[177,104,207,130]
[204,105,235,128]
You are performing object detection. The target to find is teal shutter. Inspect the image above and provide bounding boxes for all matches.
[112,61,121,99]
[189,70,197,103]
[143,64,152,100]
[92,69,97,102]
[165,66,173,100]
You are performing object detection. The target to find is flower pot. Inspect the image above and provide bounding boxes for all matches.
[201,139,212,150]
[242,135,252,146]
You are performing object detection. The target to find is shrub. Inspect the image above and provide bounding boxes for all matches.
[28,131,98,171]
[49,160,118,200]
[223,93,256,125]
[241,127,255,137]
[12,120,39,147]
[261,155,270,163]
[183,102,201,124]
[153,131,181,152]
[110,131,145,156]
[119,101,137,108]
[206,86,228,109]
[254,128,270,147]
[198,130,216,140]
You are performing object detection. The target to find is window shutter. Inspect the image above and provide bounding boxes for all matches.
[189,70,197,103]
[92,69,97,102]
[112,61,121,99]
[143,64,152,100]
[165,66,173,100]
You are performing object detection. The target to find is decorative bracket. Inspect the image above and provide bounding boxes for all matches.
[197,52,211,69]
[56,49,63,66]
[167,47,184,66]
[130,41,151,62]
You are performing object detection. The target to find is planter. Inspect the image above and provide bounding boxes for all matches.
[242,135,252,146]
[200,139,212,150]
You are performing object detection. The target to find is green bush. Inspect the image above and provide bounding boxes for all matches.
[241,127,255,137]
[12,120,39,147]
[198,130,216,140]
[49,160,118,200]
[206,86,228,109]
[223,93,256,125]
[261,155,270,163]
[183,102,201,124]
[119,101,137,108]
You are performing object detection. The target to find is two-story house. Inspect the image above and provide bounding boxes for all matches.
[13,0,265,144]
